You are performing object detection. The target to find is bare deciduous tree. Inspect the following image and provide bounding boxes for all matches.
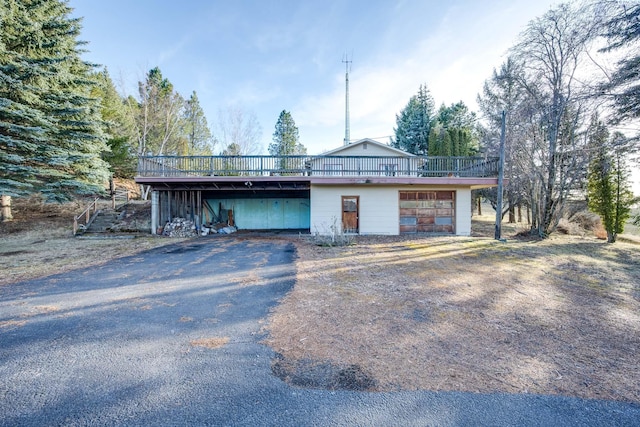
[127,67,185,157]
[127,67,186,198]
[478,58,531,223]
[509,3,599,236]
[215,106,263,155]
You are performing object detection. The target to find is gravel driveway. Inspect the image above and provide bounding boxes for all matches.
[1,238,638,426]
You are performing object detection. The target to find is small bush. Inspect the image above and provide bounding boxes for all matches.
[559,210,609,239]
[310,217,355,247]
[593,222,608,240]
[556,218,582,235]
[570,211,602,231]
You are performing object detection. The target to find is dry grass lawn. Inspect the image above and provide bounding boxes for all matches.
[265,219,640,402]
[0,196,186,286]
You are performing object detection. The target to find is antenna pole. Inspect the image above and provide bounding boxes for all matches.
[343,55,352,146]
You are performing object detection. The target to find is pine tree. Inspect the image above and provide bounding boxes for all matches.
[268,110,303,172]
[0,0,110,200]
[427,126,439,156]
[183,91,213,155]
[428,102,479,157]
[392,84,434,154]
[441,130,452,157]
[587,126,637,243]
[92,68,136,177]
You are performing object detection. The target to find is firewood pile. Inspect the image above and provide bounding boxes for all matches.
[162,217,197,237]
[160,217,238,237]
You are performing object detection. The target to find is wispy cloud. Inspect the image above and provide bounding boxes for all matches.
[157,35,191,65]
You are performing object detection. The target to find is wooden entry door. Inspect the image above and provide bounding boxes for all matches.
[342,196,359,233]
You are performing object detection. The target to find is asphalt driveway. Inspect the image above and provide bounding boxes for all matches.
[0,238,638,426]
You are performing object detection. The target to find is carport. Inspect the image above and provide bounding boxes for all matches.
[140,177,311,233]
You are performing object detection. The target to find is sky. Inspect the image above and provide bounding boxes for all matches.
[69,0,560,156]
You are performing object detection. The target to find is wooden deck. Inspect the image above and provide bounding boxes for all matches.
[136,155,499,179]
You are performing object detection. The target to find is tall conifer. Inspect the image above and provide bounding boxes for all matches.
[0,0,109,200]
[392,84,434,155]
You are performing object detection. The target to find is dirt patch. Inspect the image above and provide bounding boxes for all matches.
[265,218,640,403]
[0,320,27,329]
[190,337,230,349]
[272,354,377,391]
[108,200,152,233]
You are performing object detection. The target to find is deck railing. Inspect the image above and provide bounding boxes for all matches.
[137,155,499,178]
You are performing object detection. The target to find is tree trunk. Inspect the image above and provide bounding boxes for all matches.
[140,184,151,201]
[1,195,13,222]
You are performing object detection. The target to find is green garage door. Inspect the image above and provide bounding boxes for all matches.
[205,198,310,230]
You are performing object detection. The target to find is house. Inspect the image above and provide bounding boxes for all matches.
[135,138,500,236]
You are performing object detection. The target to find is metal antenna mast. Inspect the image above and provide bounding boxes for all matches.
[343,55,352,146]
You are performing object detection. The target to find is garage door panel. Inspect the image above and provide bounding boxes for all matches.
[417,216,435,225]
[400,217,417,225]
[399,191,455,235]
[399,201,419,209]
[418,201,436,208]
[435,216,453,225]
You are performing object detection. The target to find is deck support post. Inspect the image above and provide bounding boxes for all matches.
[151,190,159,235]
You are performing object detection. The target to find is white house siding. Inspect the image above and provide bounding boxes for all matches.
[310,184,472,236]
[331,141,405,156]
[455,188,472,236]
[311,139,419,177]
[310,185,399,235]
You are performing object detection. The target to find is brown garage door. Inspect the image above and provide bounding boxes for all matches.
[399,191,455,234]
